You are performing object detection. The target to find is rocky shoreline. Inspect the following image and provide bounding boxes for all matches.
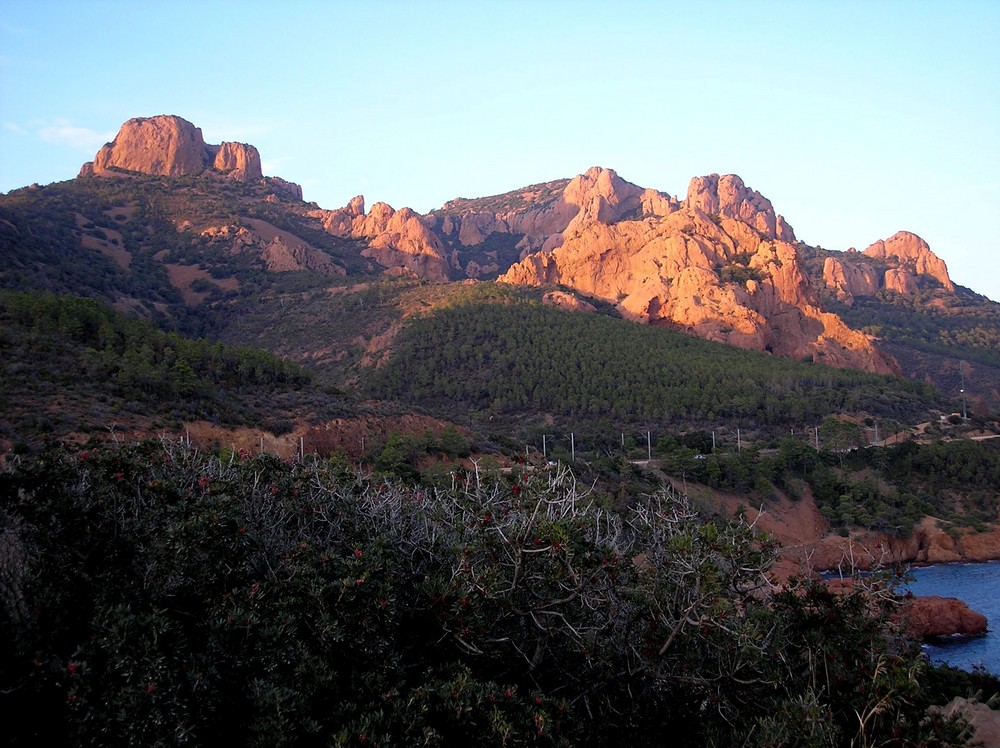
[721,492,999,641]
[798,521,997,641]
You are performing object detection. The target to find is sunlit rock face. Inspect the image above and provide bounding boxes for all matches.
[862,231,955,292]
[81,115,262,183]
[497,168,897,375]
[210,141,262,182]
[820,231,956,303]
[308,198,451,282]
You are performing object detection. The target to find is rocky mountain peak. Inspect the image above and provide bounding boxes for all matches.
[822,230,956,302]
[498,170,897,374]
[685,173,795,242]
[562,166,677,227]
[80,115,265,184]
[862,231,954,292]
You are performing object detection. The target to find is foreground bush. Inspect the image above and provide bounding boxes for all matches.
[0,441,966,745]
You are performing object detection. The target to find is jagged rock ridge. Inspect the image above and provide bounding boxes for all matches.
[72,115,963,375]
[307,197,451,282]
[489,168,900,374]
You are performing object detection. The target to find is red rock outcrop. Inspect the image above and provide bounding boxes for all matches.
[902,595,987,639]
[822,231,956,301]
[199,218,344,276]
[210,141,262,182]
[263,176,304,201]
[542,290,597,313]
[309,198,450,282]
[775,515,1000,573]
[433,167,680,259]
[822,254,880,303]
[863,231,955,291]
[498,170,896,374]
[685,173,795,242]
[883,267,919,295]
[80,115,273,185]
[89,116,207,177]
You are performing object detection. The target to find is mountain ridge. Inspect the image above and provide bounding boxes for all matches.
[2,113,996,401]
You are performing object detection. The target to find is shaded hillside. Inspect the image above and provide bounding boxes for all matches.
[0,174,374,333]
[201,279,541,387]
[0,291,348,450]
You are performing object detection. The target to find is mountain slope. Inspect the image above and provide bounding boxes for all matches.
[1,113,998,411]
[364,290,943,433]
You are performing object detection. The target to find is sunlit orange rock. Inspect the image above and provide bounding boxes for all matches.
[863,231,954,292]
[81,115,270,185]
[499,170,897,374]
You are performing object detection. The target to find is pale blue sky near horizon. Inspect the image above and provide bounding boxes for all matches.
[2,0,998,301]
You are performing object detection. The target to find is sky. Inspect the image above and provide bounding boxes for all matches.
[2,0,998,302]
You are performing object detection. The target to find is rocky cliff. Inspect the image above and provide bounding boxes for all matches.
[432,167,679,259]
[822,231,956,302]
[80,115,272,186]
[493,168,897,374]
[308,196,451,282]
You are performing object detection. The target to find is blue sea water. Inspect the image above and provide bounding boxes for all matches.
[905,561,1000,675]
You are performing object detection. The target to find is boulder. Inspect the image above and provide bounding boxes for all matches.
[903,595,987,639]
[935,698,1000,747]
[210,141,262,181]
[92,115,208,176]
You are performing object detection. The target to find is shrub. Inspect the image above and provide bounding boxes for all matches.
[0,440,966,745]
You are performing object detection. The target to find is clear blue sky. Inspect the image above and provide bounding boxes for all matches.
[2,0,998,301]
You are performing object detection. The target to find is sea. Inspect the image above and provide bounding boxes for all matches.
[905,560,1000,675]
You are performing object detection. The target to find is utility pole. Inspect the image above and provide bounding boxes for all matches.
[960,362,968,419]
